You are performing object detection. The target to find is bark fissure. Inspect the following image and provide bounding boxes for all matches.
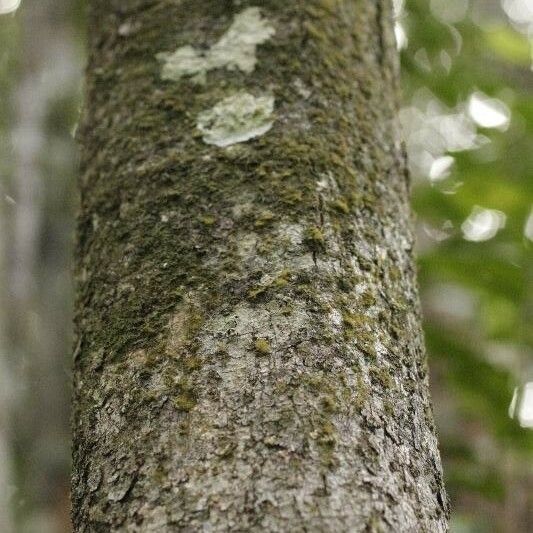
[375,0,386,68]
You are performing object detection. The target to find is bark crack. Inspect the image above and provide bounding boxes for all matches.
[376,0,386,68]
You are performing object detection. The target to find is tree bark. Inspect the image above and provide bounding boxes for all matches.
[72,1,449,531]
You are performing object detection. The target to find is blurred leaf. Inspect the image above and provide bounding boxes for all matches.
[484,26,532,67]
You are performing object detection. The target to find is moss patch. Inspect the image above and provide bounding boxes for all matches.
[254,338,271,355]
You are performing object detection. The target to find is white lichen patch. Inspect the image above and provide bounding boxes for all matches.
[276,223,304,247]
[196,92,275,147]
[236,232,258,259]
[157,7,275,84]
[329,308,343,328]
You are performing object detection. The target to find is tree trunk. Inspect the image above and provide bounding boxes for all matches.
[2,0,76,529]
[72,1,449,531]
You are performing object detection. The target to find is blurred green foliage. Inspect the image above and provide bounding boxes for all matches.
[401,0,533,529]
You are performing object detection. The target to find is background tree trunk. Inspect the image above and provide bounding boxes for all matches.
[72,1,448,531]
[0,0,78,530]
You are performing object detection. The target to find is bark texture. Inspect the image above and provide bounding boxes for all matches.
[72,1,449,531]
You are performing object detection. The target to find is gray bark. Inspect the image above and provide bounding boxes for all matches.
[72,1,449,531]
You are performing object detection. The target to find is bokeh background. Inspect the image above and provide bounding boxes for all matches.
[0,0,531,531]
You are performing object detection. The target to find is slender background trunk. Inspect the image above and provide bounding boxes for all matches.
[73,1,448,530]
[1,0,78,530]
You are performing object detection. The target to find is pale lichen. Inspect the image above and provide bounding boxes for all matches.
[196,92,275,147]
[157,7,275,84]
